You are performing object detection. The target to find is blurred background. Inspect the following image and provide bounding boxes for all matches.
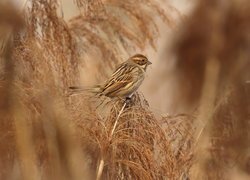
[0,0,249,179]
[58,0,196,115]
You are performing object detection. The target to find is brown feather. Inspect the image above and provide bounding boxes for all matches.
[69,54,151,98]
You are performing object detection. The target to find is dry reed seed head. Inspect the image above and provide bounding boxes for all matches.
[0,5,29,176]
[172,0,250,178]
[0,3,24,111]
[69,0,173,75]
[218,2,250,83]
[0,1,87,179]
[173,0,250,106]
[209,84,250,177]
[25,1,80,89]
[173,0,222,104]
[75,93,195,179]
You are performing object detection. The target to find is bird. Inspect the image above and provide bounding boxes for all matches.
[69,54,152,100]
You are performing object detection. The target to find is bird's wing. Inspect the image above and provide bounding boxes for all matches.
[101,63,138,97]
[102,74,134,97]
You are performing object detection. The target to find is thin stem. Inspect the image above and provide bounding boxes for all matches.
[109,101,127,140]
[194,57,220,145]
[96,101,127,180]
[96,159,104,180]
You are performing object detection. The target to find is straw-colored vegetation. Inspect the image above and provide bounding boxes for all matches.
[0,0,249,179]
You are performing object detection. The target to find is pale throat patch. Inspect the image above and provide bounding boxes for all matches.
[141,64,148,71]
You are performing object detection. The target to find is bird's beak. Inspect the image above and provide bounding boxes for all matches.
[147,61,152,65]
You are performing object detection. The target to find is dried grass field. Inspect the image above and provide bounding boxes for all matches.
[0,0,249,179]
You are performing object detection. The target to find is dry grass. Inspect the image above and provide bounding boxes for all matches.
[173,0,250,179]
[0,0,249,180]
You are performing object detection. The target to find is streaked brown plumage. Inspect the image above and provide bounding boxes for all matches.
[69,54,152,98]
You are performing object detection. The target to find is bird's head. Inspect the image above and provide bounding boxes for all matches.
[130,54,152,70]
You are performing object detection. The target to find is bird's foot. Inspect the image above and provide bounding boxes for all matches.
[125,96,132,103]
[124,96,133,108]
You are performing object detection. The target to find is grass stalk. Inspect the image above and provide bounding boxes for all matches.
[96,159,105,180]
[96,101,127,180]
[109,101,127,140]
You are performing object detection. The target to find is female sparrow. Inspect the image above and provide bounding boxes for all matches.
[69,54,152,99]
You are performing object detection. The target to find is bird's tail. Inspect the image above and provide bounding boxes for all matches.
[68,85,102,96]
